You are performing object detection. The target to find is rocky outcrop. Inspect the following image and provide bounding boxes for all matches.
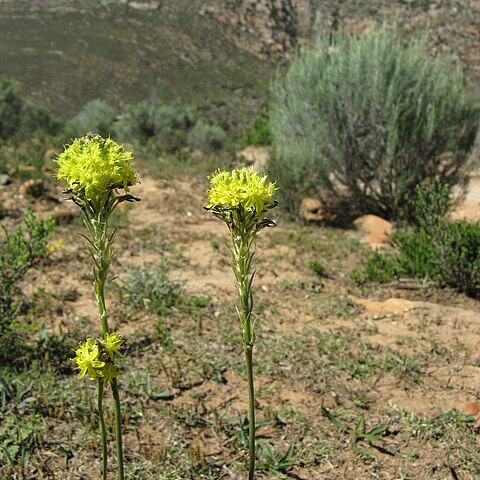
[199,0,299,58]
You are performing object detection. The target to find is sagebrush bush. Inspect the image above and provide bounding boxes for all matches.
[66,99,116,137]
[354,182,480,297]
[0,77,22,139]
[118,261,182,316]
[0,77,59,141]
[270,24,479,220]
[113,100,198,152]
[0,212,54,333]
[187,120,226,152]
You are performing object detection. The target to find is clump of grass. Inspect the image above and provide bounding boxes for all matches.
[117,260,182,317]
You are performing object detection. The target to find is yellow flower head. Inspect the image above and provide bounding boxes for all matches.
[73,338,105,380]
[102,332,124,361]
[55,134,137,202]
[100,362,121,387]
[206,167,277,213]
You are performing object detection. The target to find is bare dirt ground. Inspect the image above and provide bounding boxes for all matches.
[1,170,480,479]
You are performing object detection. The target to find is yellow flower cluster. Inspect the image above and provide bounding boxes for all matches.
[73,338,105,380]
[56,134,137,202]
[206,167,277,213]
[73,332,124,386]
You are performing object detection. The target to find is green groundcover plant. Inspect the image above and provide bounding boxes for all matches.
[353,181,480,297]
[55,133,140,479]
[205,167,278,479]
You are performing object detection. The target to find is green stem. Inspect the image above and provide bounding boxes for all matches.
[234,225,257,480]
[93,219,125,480]
[111,379,125,480]
[244,346,256,480]
[97,282,109,336]
[98,378,108,480]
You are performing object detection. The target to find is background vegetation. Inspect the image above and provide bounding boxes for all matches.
[1,2,480,478]
[269,24,480,221]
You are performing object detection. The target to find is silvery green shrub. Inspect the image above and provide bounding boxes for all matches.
[270,24,480,221]
[66,99,116,137]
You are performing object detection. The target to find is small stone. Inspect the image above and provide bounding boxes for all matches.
[128,1,160,11]
[18,179,45,198]
[463,401,480,416]
[353,214,394,247]
[43,148,57,161]
[299,198,324,222]
[236,146,269,171]
[0,174,12,185]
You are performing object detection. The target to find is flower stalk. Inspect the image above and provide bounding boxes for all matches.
[55,134,139,479]
[98,378,108,480]
[205,167,278,479]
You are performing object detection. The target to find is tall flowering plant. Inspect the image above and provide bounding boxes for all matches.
[55,134,139,480]
[205,167,278,479]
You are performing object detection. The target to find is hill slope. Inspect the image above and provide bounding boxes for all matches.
[0,0,274,123]
[0,0,478,123]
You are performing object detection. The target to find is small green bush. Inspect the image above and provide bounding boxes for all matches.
[113,100,198,152]
[117,261,182,316]
[187,120,226,152]
[0,77,23,140]
[66,99,116,137]
[243,106,272,146]
[0,77,59,141]
[0,212,54,333]
[270,24,479,220]
[355,182,480,297]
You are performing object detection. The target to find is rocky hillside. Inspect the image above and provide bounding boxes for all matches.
[0,0,478,122]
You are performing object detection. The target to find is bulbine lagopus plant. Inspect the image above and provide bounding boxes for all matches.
[55,133,139,480]
[205,167,278,479]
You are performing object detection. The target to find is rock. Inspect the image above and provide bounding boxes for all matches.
[43,148,58,161]
[0,174,12,185]
[353,214,393,247]
[18,179,45,198]
[463,401,480,416]
[190,149,203,161]
[299,197,324,222]
[41,165,55,175]
[236,146,269,171]
[128,1,160,11]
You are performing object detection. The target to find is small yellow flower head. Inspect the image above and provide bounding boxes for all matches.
[100,363,121,387]
[206,167,277,213]
[73,338,105,380]
[55,134,137,202]
[102,332,124,361]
